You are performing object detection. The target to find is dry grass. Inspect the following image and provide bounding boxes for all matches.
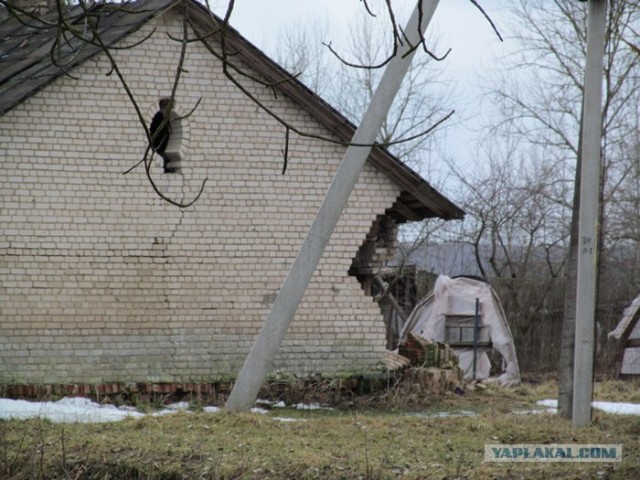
[1,379,639,479]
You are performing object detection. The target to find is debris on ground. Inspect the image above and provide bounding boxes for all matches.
[385,333,464,394]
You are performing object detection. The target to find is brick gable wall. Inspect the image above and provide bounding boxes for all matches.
[0,10,401,385]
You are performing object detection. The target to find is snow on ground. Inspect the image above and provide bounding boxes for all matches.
[256,399,331,410]
[0,397,225,424]
[0,397,325,423]
[0,397,144,423]
[291,402,332,411]
[273,416,306,422]
[2,397,640,424]
[533,400,559,414]
[408,410,478,419]
[537,399,640,416]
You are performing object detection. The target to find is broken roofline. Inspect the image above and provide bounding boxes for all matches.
[0,0,463,222]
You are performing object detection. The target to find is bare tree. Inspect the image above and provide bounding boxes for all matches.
[481,0,640,414]
[443,140,569,370]
[274,4,455,175]
[273,18,334,99]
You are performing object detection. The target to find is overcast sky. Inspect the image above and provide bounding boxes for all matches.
[216,0,515,191]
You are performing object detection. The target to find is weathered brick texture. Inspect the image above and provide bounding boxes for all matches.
[0,10,401,385]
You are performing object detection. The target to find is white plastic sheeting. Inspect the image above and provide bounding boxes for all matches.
[400,275,520,386]
[609,293,640,375]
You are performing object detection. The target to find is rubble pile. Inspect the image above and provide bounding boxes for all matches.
[385,333,463,394]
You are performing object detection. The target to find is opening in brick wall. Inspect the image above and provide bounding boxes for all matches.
[349,213,410,349]
[149,98,187,174]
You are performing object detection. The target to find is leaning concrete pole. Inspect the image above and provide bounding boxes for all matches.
[572,0,606,427]
[226,0,441,411]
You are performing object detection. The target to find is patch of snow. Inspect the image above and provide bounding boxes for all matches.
[151,401,195,417]
[250,407,269,414]
[0,397,271,423]
[273,416,306,422]
[408,410,478,419]
[537,399,640,416]
[593,401,640,415]
[166,401,191,411]
[293,402,332,410]
[513,408,556,415]
[534,401,558,413]
[0,397,144,423]
[253,400,330,410]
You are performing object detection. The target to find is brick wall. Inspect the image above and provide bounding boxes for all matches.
[0,9,402,385]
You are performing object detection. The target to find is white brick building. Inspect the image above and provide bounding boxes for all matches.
[0,0,462,391]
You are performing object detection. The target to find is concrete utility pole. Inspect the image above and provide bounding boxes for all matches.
[572,0,607,427]
[226,0,441,411]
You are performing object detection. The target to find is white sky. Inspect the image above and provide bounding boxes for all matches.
[226,0,513,101]
[225,0,512,70]
[220,0,514,186]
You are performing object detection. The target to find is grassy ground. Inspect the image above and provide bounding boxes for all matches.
[1,379,639,479]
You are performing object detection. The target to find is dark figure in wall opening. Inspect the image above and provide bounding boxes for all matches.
[149,98,175,173]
